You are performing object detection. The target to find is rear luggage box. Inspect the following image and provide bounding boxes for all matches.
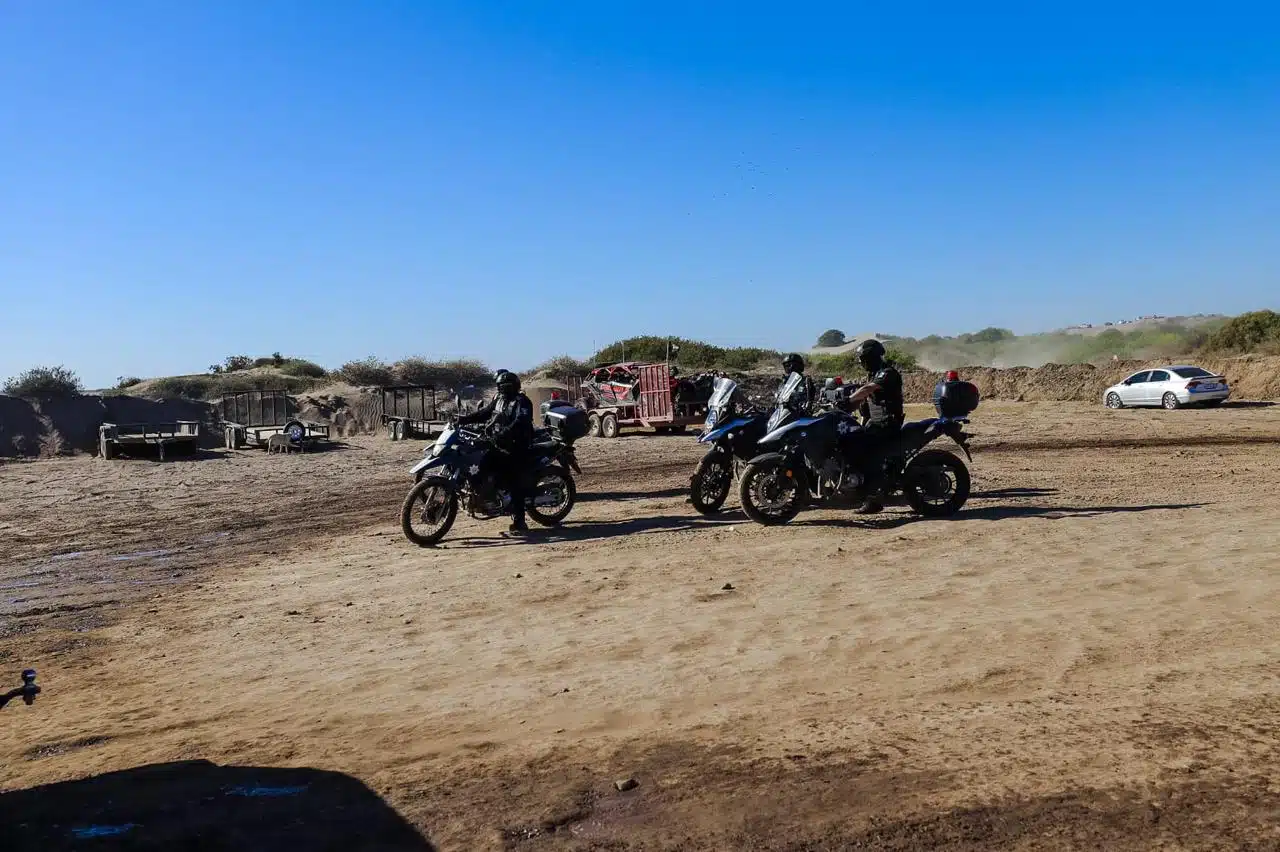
[543,404,589,442]
[933,380,981,418]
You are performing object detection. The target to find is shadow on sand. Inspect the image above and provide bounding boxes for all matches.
[0,760,435,852]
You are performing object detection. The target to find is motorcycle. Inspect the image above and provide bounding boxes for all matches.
[400,418,582,546]
[689,373,814,514]
[737,393,976,526]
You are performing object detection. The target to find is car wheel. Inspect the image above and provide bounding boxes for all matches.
[1105,392,1124,409]
[1162,393,1181,411]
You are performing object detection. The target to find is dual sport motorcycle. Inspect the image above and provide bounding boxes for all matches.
[400,415,583,546]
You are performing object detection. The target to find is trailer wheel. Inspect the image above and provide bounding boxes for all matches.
[587,413,602,438]
[284,420,306,443]
[600,413,620,439]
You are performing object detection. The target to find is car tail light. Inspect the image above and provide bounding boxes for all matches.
[1186,381,1200,389]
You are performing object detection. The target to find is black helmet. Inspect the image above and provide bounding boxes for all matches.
[495,370,520,395]
[855,339,886,371]
[782,353,805,374]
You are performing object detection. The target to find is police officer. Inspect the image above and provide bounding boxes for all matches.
[457,370,535,534]
[781,353,818,412]
[842,339,905,514]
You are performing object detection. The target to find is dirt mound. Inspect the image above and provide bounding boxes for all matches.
[903,355,1280,403]
[0,394,226,457]
[294,384,384,438]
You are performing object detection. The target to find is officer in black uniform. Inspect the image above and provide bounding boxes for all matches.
[457,370,535,533]
[842,339,905,514]
[781,352,818,412]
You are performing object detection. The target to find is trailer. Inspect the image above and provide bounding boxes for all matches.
[380,385,443,440]
[570,363,708,438]
[220,390,330,450]
[99,421,200,460]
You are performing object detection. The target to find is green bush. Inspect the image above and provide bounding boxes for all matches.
[529,355,592,378]
[115,376,142,390]
[393,357,491,388]
[810,346,919,376]
[590,336,782,372]
[3,365,83,398]
[335,356,395,386]
[150,375,216,399]
[280,359,328,379]
[223,355,253,372]
[1205,309,1280,352]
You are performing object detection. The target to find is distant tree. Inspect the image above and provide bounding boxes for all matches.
[3,365,83,398]
[271,351,285,366]
[115,376,142,389]
[959,327,1015,345]
[223,355,253,372]
[816,329,847,348]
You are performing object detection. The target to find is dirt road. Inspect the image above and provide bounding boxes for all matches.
[2,403,1277,850]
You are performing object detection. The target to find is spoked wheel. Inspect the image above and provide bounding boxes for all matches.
[1105,392,1124,410]
[738,454,805,525]
[690,454,733,514]
[526,468,576,527]
[1162,393,1181,410]
[902,450,971,517]
[285,420,306,442]
[401,476,459,546]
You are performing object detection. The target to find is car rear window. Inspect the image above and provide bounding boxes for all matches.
[1171,367,1214,378]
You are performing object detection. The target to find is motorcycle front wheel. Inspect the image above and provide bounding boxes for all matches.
[902,449,971,517]
[401,476,459,546]
[690,452,733,514]
[526,467,576,527]
[738,453,805,526]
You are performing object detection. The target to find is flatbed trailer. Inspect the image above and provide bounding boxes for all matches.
[572,363,708,438]
[380,385,449,440]
[220,390,330,450]
[99,421,200,460]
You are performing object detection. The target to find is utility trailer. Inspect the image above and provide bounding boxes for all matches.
[380,385,444,441]
[221,390,330,450]
[570,363,708,438]
[99,421,200,460]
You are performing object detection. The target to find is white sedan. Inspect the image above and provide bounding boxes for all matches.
[1103,365,1230,410]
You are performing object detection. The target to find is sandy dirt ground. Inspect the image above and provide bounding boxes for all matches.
[2,402,1278,850]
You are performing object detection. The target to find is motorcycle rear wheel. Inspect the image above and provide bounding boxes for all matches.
[902,450,971,517]
[526,467,576,527]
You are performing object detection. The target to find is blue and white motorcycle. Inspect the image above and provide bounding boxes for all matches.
[400,419,580,546]
[737,379,978,526]
[689,374,812,514]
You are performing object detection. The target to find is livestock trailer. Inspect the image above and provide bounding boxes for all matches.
[220,390,329,450]
[571,363,708,438]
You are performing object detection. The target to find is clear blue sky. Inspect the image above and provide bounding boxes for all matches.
[2,1,1277,388]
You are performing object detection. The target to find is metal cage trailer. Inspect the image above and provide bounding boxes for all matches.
[575,363,708,438]
[380,385,450,440]
[99,421,200,460]
[220,390,330,450]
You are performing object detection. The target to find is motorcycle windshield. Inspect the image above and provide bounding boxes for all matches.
[766,406,793,433]
[704,378,738,430]
[775,372,803,406]
[708,377,738,410]
[430,427,456,457]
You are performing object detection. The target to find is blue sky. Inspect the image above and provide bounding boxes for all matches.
[2,1,1277,388]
